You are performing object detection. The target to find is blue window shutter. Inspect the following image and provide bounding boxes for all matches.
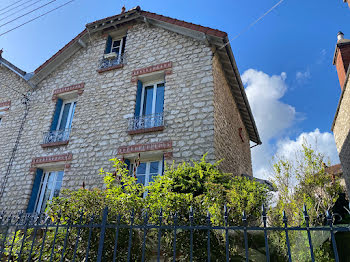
[134,80,143,116]
[125,159,131,172]
[105,35,112,54]
[162,155,165,175]
[26,168,43,213]
[50,98,63,131]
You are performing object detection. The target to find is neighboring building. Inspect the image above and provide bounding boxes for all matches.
[0,6,261,213]
[332,31,350,196]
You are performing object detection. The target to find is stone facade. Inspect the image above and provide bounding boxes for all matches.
[212,55,252,175]
[0,10,258,213]
[333,78,350,195]
[0,65,31,204]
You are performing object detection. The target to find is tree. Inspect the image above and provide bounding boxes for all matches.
[269,142,346,261]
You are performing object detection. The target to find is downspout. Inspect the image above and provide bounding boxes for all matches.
[0,94,30,203]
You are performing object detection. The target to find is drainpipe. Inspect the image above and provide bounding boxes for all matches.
[0,93,31,203]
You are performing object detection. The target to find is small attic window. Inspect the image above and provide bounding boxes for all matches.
[104,35,126,57]
[99,35,127,72]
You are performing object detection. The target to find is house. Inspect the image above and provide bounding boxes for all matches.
[0,6,260,213]
[332,31,350,196]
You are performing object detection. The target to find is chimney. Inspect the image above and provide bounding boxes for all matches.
[121,6,126,14]
[333,31,350,90]
[344,0,350,8]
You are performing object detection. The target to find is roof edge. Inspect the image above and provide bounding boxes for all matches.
[223,39,261,145]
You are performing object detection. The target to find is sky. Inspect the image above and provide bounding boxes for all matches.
[0,0,348,179]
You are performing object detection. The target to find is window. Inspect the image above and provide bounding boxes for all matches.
[43,98,76,144]
[129,80,165,131]
[139,82,165,117]
[130,160,163,197]
[27,169,64,213]
[0,117,2,126]
[57,100,76,131]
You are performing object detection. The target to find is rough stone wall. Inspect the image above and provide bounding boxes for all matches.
[333,79,350,195]
[0,66,30,210]
[212,54,252,176]
[1,23,217,212]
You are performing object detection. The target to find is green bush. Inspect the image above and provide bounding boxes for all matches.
[2,156,272,261]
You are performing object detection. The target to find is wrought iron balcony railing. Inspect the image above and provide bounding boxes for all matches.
[128,113,164,132]
[99,53,126,69]
[42,129,71,144]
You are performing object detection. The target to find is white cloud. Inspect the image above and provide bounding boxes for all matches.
[243,69,339,179]
[242,69,296,178]
[275,129,340,164]
[296,70,311,81]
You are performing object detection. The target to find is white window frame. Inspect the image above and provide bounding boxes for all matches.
[34,171,64,213]
[139,81,164,117]
[131,160,163,198]
[110,38,124,57]
[56,99,76,131]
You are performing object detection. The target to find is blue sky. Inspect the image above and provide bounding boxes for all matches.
[0,0,348,178]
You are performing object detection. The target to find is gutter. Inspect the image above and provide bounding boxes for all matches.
[0,58,35,89]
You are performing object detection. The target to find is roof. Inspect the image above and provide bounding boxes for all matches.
[0,56,34,83]
[325,164,343,176]
[30,6,261,144]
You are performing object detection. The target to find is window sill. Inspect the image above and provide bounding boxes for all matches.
[41,140,69,148]
[97,64,124,74]
[128,126,164,135]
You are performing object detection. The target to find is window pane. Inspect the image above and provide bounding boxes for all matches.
[112,47,120,53]
[155,84,164,114]
[54,182,62,198]
[149,174,159,183]
[56,171,64,182]
[136,175,146,185]
[150,161,160,173]
[136,163,147,174]
[67,102,76,129]
[58,103,71,130]
[112,40,121,47]
[143,86,154,116]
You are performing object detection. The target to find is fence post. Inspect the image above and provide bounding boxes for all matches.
[189,207,194,262]
[262,205,270,262]
[283,211,292,262]
[127,209,135,262]
[327,211,340,262]
[157,208,163,262]
[97,207,108,262]
[303,205,315,262]
[242,211,249,262]
[206,211,211,262]
[224,205,229,262]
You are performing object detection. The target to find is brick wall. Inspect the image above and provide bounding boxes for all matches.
[335,44,350,90]
[212,54,252,176]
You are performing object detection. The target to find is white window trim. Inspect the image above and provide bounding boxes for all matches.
[34,171,64,213]
[56,99,76,131]
[110,38,124,56]
[139,81,164,117]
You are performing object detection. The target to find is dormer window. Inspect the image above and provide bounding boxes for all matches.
[99,35,126,71]
[110,38,123,54]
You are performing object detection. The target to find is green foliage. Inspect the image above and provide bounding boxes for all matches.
[269,142,345,261]
[2,155,271,261]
